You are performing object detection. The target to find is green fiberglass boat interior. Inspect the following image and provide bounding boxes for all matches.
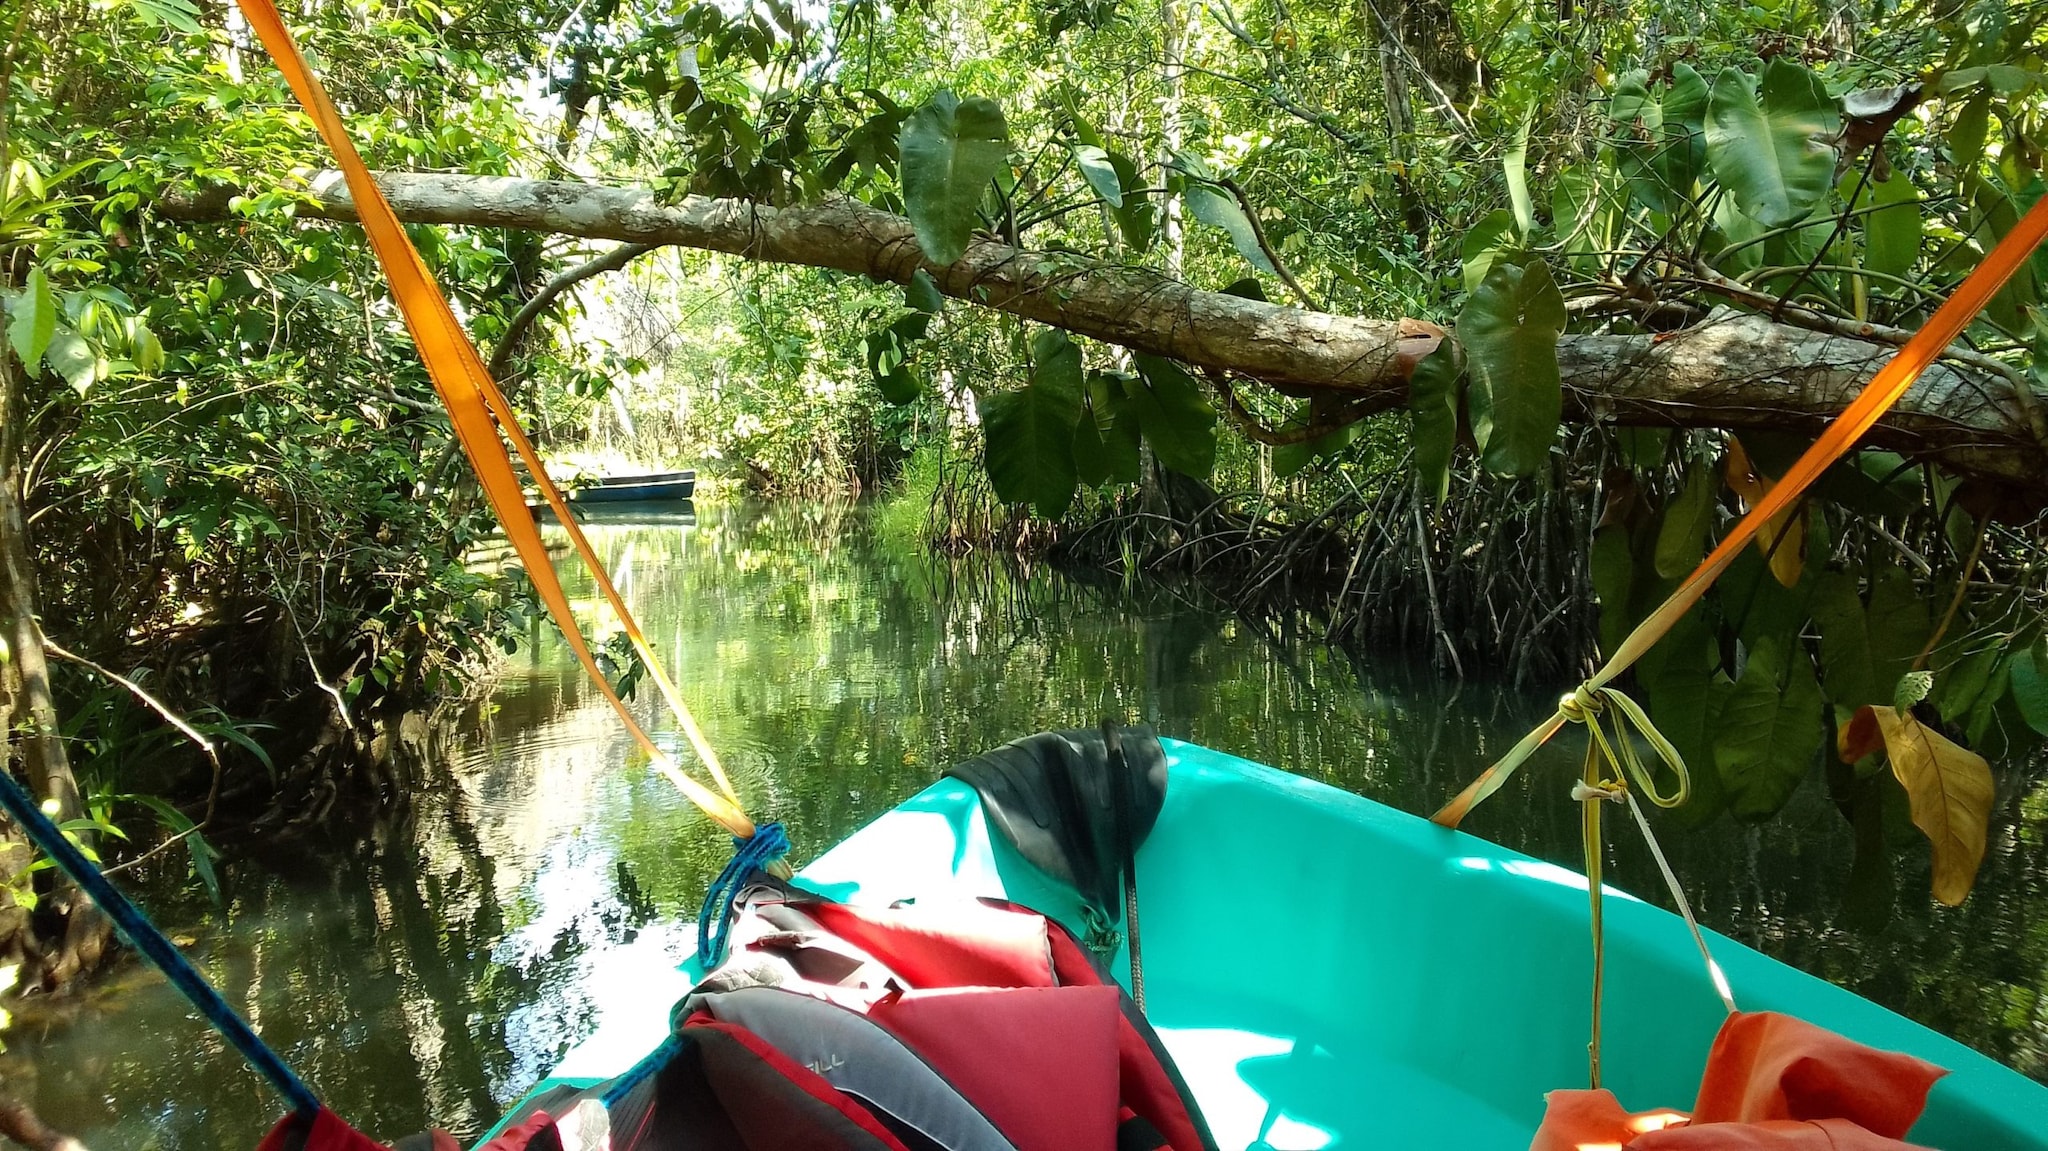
[525,739,2048,1150]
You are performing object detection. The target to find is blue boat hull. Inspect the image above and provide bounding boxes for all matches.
[566,478,695,503]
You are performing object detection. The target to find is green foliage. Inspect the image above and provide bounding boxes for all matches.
[1125,355,1218,479]
[1716,640,1827,819]
[1856,171,1923,280]
[8,0,2042,918]
[980,329,1083,518]
[1407,339,1463,504]
[1610,64,1708,215]
[1705,60,1840,228]
[0,0,558,907]
[899,90,1009,264]
[1177,175,1276,275]
[2010,644,2048,736]
[1458,259,1563,478]
[1653,464,1718,579]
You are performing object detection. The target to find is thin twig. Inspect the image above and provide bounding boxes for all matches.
[99,824,204,879]
[43,639,223,825]
[1914,513,1991,672]
[1217,177,1322,310]
[488,241,662,381]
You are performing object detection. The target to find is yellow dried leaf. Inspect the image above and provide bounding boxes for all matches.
[1863,704,1995,906]
[1723,437,1805,588]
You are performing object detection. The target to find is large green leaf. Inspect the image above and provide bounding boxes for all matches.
[863,322,921,403]
[1812,570,1881,709]
[980,329,1082,517]
[1503,120,1534,235]
[1658,63,1710,205]
[1460,208,1521,294]
[1637,610,1726,825]
[1102,150,1152,251]
[1974,185,2038,331]
[1589,523,1635,660]
[1610,71,1672,214]
[1073,371,1139,488]
[44,324,96,393]
[1653,462,1717,578]
[900,90,1008,265]
[1861,171,1922,279]
[1091,374,1143,485]
[1126,354,1217,477]
[1867,563,1932,694]
[1408,338,1463,504]
[7,266,56,367]
[1706,60,1840,227]
[1074,144,1122,208]
[1609,65,1707,215]
[1181,181,1276,274]
[1705,188,1766,274]
[1716,639,1826,819]
[1457,258,1563,477]
[1936,642,2001,725]
[906,268,945,315]
[2009,641,2048,736]
[1072,399,1112,487]
[1948,94,1989,173]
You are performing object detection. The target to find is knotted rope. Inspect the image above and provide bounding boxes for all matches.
[697,821,791,968]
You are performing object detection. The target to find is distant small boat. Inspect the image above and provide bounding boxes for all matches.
[564,469,696,503]
[538,499,696,526]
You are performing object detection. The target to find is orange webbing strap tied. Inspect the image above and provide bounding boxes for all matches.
[1435,192,2048,829]
[234,0,751,838]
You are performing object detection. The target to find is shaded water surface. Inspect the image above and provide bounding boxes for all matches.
[15,500,2048,1147]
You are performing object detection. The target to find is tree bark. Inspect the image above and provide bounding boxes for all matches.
[157,172,2048,497]
[1157,0,1187,275]
[0,316,110,991]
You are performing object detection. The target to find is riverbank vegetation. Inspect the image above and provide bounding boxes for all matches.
[1,0,2045,1064]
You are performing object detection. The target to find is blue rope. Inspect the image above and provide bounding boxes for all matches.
[695,821,788,969]
[0,770,320,1118]
[600,1033,683,1107]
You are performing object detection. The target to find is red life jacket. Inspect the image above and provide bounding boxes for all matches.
[264,891,1214,1151]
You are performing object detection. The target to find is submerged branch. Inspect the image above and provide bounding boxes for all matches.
[0,1091,88,1151]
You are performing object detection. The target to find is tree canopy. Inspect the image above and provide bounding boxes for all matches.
[2,0,2046,929]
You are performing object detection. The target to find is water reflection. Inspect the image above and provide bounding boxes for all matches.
[14,500,2046,1149]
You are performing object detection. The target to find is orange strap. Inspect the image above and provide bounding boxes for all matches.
[234,0,751,838]
[1435,192,2048,827]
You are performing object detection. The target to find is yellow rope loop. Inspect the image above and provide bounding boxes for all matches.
[1597,687,1690,809]
[1559,684,1690,811]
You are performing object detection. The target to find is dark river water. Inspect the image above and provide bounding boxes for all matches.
[12,500,2047,1148]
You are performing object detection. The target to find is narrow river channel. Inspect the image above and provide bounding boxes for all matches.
[14,500,2046,1148]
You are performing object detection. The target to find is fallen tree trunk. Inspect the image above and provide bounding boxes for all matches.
[159,172,2048,496]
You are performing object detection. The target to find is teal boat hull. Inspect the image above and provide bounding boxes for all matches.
[506,739,2048,1149]
[566,479,695,503]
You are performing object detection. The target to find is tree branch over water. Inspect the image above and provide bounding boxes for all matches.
[160,172,2048,496]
